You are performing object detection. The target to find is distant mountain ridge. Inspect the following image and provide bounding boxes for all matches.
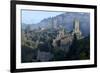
[22,12,90,36]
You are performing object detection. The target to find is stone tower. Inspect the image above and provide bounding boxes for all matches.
[73,18,82,39]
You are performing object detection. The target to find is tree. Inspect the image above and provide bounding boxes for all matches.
[67,34,79,60]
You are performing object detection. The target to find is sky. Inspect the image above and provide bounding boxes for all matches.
[21,10,64,24]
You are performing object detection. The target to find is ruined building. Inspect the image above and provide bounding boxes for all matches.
[52,18,83,52]
[52,26,73,52]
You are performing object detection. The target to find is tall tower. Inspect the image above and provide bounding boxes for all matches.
[74,19,80,33]
[73,18,82,39]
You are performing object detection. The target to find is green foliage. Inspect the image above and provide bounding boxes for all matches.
[66,34,79,60]
[80,52,88,59]
[51,48,66,61]
[66,35,90,60]
[21,27,90,62]
[78,36,90,59]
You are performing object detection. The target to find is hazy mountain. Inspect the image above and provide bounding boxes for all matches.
[22,12,90,36]
[21,23,28,30]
